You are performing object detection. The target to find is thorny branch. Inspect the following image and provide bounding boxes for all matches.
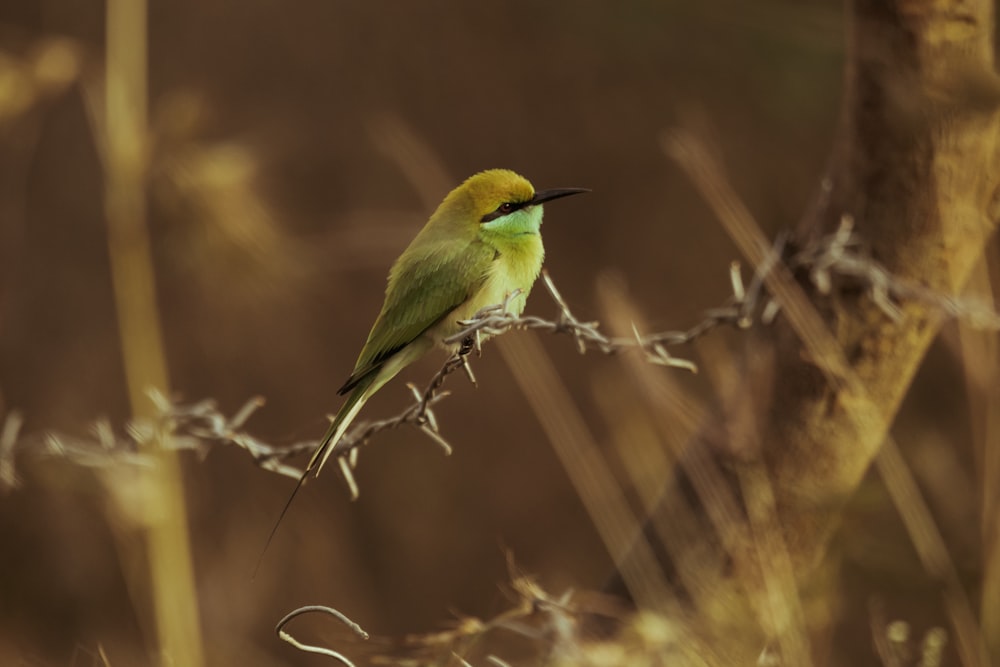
[1,223,997,495]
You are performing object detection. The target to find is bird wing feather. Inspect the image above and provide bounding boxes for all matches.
[338,239,494,394]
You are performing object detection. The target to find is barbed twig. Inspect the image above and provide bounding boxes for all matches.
[789,215,1000,329]
[2,236,997,496]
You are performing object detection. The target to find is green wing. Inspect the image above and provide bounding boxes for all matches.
[338,239,495,394]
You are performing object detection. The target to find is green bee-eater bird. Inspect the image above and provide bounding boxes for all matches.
[264,169,587,546]
[307,168,588,478]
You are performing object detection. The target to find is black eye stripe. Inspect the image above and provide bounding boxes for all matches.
[479,200,528,223]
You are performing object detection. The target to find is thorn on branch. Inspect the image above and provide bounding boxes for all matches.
[790,214,1000,329]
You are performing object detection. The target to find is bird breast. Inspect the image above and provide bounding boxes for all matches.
[433,234,544,350]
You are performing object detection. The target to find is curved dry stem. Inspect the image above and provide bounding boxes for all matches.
[275,605,369,665]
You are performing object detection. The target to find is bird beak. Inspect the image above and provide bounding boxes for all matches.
[529,187,590,206]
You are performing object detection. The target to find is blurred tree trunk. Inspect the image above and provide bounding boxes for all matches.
[632,1,1000,663]
[773,0,999,568]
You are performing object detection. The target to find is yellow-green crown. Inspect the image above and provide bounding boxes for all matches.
[451,169,535,219]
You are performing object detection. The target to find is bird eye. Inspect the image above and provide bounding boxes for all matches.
[481,201,522,223]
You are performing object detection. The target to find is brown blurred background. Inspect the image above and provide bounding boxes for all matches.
[6,1,976,665]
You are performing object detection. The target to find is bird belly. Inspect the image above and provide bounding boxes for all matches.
[430,238,543,351]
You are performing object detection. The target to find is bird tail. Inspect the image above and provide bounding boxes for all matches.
[255,375,375,577]
[307,374,375,477]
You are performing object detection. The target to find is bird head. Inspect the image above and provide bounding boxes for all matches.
[435,169,588,237]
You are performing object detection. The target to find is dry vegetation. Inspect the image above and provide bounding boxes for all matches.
[1,1,999,665]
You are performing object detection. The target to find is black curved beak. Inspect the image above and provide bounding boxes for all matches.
[529,187,590,206]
